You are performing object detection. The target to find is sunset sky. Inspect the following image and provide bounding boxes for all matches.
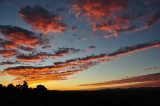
[0,0,160,90]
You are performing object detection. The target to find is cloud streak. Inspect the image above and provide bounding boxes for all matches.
[79,73,160,88]
[16,47,81,63]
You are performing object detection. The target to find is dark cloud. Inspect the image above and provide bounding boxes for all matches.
[145,11,160,27]
[0,61,19,65]
[108,40,160,57]
[87,46,96,52]
[71,26,77,32]
[19,5,67,34]
[16,47,81,63]
[52,48,81,58]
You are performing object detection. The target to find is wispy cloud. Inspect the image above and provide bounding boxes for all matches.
[87,46,96,52]
[16,47,81,63]
[79,73,160,88]
[145,66,160,71]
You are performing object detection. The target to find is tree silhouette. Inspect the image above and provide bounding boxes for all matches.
[7,84,16,91]
[16,84,22,90]
[0,84,2,88]
[0,84,3,90]
[36,84,47,92]
[7,84,14,88]
[22,81,28,91]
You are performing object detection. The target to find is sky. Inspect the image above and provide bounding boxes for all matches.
[0,0,160,90]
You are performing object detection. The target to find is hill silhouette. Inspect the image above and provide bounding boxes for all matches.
[0,81,160,106]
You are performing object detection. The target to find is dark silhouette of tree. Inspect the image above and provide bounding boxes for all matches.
[7,84,14,88]
[22,81,28,91]
[7,84,16,91]
[36,84,47,91]
[0,84,2,88]
[0,84,3,90]
[16,84,22,90]
[0,82,160,106]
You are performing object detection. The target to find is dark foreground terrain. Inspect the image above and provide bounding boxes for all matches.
[0,83,160,106]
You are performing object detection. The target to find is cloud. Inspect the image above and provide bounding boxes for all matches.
[145,66,160,71]
[145,11,160,27]
[72,0,127,20]
[0,49,17,57]
[0,38,17,49]
[1,40,160,82]
[108,40,160,58]
[87,46,96,52]
[16,53,47,63]
[16,48,81,63]
[93,16,130,36]
[0,61,19,65]
[2,65,81,81]
[72,1,160,37]
[51,48,81,58]
[71,26,77,32]
[79,73,160,88]
[0,25,44,48]
[19,5,67,34]
[72,0,129,37]
[18,46,35,52]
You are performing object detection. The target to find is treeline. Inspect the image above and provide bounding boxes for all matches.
[0,82,160,106]
[0,81,47,92]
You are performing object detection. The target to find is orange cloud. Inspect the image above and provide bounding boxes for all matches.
[0,49,17,57]
[0,38,17,49]
[93,16,130,36]
[19,5,67,34]
[0,25,44,48]
[73,0,126,19]
[72,1,160,37]
[16,54,47,63]
[1,40,160,82]
[2,64,80,82]
[79,73,160,88]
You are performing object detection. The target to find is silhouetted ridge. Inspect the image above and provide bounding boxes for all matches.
[0,82,160,106]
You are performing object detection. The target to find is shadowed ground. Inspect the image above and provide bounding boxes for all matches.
[0,82,160,106]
